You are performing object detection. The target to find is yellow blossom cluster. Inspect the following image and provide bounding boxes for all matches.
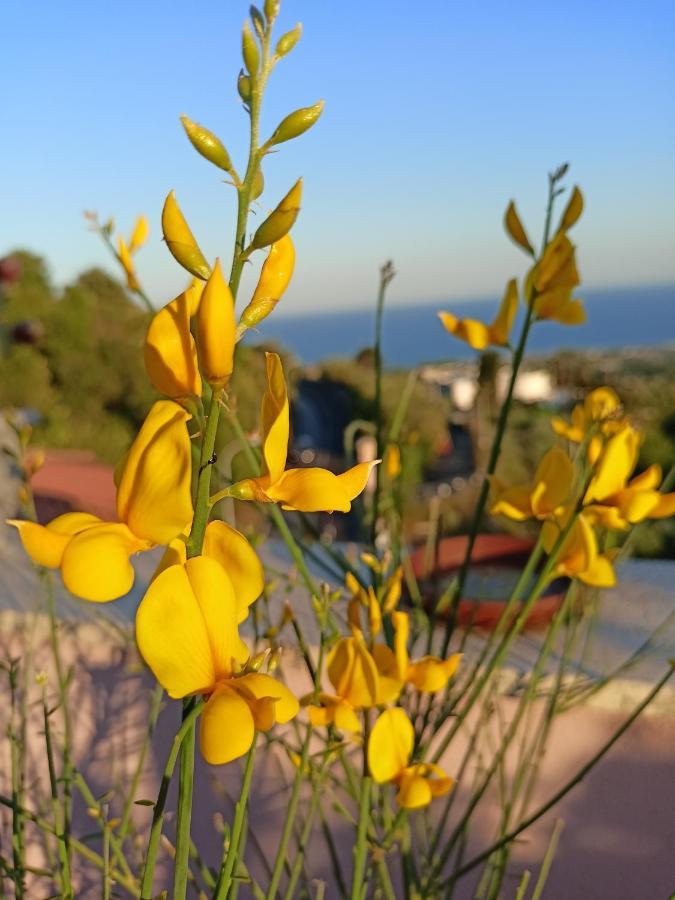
[490,386,675,587]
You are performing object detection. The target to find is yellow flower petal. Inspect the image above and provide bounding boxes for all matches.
[407,653,462,693]
[261,352,289,483]
[628,464,662,492]
[128,215,149,253]
[7,512,101,569]
[530,447,573,518]
[438,313,491,350]
[395,771,433,809]
[327,636,379,708]
[144,290,201,399]
[586,427,639,503]
[265,467,354,513]
[232,673,299,726]
[578,553,616,588]
[335,461,378,503]
[184,557,248,680]
[490,485,533,521]
[200,685,255,765]
[61,522,145,602]
[196,260,236,387]
[650,493,675,519]
[371,644,403,704]
[203,521,264,622]
[135,563,216,698]
[116,400,193,544]
[392,611,410,681]
[368,708,412,784]
[489,279,518,346]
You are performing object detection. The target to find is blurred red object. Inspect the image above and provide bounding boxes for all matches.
[408,534,566,631]
[28,450,117,523]
[0,256,21,285]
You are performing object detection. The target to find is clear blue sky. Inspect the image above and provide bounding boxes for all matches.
[3,0,674,313]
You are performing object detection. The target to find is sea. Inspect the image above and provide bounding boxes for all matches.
[249,284,675,367]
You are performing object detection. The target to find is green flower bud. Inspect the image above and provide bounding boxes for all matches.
[251,166,264,201]
[180,115,233,173]
[237,69,252,104]
[242,21,259,76]
[250,4,265,38]
[267,101,324,147]
[264,0,280,22]
[251,178,302,249]
[275,23,302,57]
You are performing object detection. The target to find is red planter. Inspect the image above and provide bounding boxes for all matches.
[408,534,566,631]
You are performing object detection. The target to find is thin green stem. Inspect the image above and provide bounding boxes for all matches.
[173,698,197,900]
[350,777,372,900]
[140,700,204,900]
[215,742,258,899]
[371,261,395,545]
[438,173,560,655]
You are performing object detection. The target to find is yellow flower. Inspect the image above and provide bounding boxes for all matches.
[9,401,193,602]
[584,427,675,529]
[490,447,574,522]
[136,555,298,765]
[144,282,203,400]
[438,279,518,351]
[372,612,461,699]
[240,234,296,329]
[551,387,623,443]
[155,520,264,623]
[384,444,401,480]
[229,352,377,512]
[306,633,380,732]
[527,233,585,325]
[197,260,236,387]
[117,216,149,291]
[542,510,615,588]
[368,708,453,809]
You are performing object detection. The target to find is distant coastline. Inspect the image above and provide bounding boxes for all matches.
[250,284,675,367]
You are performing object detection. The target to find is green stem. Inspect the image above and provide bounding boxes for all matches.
[215,742,258,899]
[350,777,372,900]
[438,173,559,655]
[173,699,197,900]
[140,700,204,900]
[371,262,395,546]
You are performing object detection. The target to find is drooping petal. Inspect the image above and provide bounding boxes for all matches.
[260,352,289,482]
[144,290,201,399]
[368,708,412,784]
[203,521,264,622]
[333,700,362,733]
[7,512,101,569]
[184,557,248,680]
[232,673,299,725]
[438,313,491,350]
[265,467,354,513]
[627,464,662,492]
[116,400,193,544]
[579,553,616,588]
[199,685,255,765]
[61,522,146,602]
[135,563,216,698]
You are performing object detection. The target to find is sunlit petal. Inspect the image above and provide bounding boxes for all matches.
[203,521,264,621]
[61,522,146,602]
[261,352,289,483]
[368,708,413,784]
[199,685,255,765]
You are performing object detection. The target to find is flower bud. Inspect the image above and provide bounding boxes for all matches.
[145,289,201,400]
[250,5,265,38]
[267,101,324,147]
[251,166,264,201]
[161,191,211,280]
[504,201,534,256]
[242,21,259,76]
[264,0,279,21]
[275,23,302,57]
[237,70,252,104]
[128,215,149,253]
[180,115,233,173]
[197,260,236,387]
[558,186,584,232]
[251,178,302,249]
[240,234,295,328]
[117,237,139,291]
